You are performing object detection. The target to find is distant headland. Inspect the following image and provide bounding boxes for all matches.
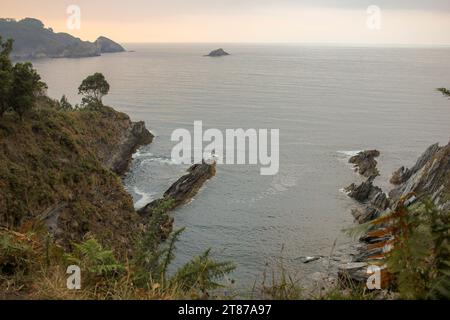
[0,18,125,59]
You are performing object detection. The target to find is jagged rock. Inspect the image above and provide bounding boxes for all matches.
[138,162,216,219]
[351,207,379,224]
[205,48,230,57]
[390,143,440,185]
[390,166,409,185]
[345,177,380,202]
[346,176,390,223]
[389,142,449,206]
[349,150,380,178]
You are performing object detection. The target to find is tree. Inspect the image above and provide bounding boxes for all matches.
[0,37,14,118]
[58,94,73,111]
[78,73,110,108]
[9,62,47,119]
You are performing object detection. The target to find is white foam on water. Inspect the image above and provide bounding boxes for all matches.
[337,150,362,158]
[132,149,154,159]
[134,187,154,209]
[141,157,178,165]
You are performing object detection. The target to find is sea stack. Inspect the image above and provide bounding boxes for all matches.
[205,48,230,57]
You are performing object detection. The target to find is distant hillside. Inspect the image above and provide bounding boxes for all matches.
[0,18,125,59]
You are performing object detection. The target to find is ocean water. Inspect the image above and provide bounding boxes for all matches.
[32,44,450,292]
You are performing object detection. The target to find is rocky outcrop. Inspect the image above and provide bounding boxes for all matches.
[345,177,389,224]
[389,143,448,210]
[95,36,125,53]
[205,48,230,57]
[339,142,450,288]
[349,150,380,178]
[390,144,440,185]
[104,121,154,176]
[138,162,216,218]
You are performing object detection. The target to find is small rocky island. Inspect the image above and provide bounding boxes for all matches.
[205,48,230,57]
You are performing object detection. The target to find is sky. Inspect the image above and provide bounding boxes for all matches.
[1,0,450,45]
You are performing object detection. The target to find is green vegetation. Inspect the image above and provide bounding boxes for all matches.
[375,201,450,299]
[78,73,110,108]
[0,37,14,118]
[0,37,47,120]
[0,204,235,299]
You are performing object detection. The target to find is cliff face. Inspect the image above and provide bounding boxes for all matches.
[0,103,152,254]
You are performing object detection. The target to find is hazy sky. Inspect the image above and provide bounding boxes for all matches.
[2,0,450,44]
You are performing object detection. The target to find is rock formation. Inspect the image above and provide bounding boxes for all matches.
[205,48,230,57]
[349,150,380,178]
[345,177,390,224]
[138,162,216,219]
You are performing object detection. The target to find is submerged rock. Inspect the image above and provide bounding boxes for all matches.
[205,48,230,57]
[349,150,380,178]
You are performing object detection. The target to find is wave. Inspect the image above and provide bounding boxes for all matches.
[337,150,362,158]
[132,150,154,159]
[133,187,154,209]
[141,156,178,166]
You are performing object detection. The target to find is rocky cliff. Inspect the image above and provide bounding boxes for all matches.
[0,103,151,254]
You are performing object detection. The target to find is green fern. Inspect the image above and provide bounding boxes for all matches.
[66,238,124,279]
[382,200,450,299]
[171,249,235,292]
